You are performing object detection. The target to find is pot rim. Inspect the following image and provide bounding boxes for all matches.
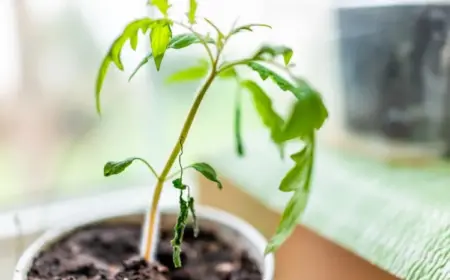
[14,205,275,280]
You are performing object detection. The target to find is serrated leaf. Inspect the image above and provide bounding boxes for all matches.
[166,59,209,83]
[218,67,237,79]
[230,23,272,35]
[187,0,197,24]
[234,91,245,157]
[191,162,222,189]
[188,197,199,237]
[254,45,294,65]
[172,178,187,190]
[129,33,213,81]
[95,18,153,114]
[149,0,171,17]
[265,188,308,254]
[241,80,284,142]
[103,158,137,176]
[151,22,172,70]
[279,90,328,141]
[279,148,309,192]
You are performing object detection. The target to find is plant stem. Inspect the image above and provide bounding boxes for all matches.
[143,67,217,261]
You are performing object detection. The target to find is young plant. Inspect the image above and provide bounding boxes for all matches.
[96,0,328,268]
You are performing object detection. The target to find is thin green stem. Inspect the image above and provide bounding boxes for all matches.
[143,64,218,261]
[217,58,257,74]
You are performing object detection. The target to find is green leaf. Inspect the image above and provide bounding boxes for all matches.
[230,23,272,35]
[95,18,153,114]
[218,67,237,79]
[234,90,245,157]
[279,90,328,141]
[149,0,171,17]
[172,178,187,190]
[191,163,223,189]
[187,0,197,24]
[151,22,172,70]
[254,44,294,65]
[188,197,199,237]
[171,191,189,268]
[240,80,284,141]
[129,33,213,81]
[165,59,209,83]
[103,158,135,177]
[279,148,309,192]
[265,188,309,254]
[247,62,297,94]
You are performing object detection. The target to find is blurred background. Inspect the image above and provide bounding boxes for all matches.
[1,0,450,278]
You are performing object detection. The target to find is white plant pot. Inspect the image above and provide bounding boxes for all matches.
[14,205,275,280]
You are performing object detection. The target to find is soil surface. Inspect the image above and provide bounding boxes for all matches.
[27,224,262,280]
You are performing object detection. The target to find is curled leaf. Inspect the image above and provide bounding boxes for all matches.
[279,148,309,192]
[230,23,272,35]
[191,163,222,189]
[172,178,187,190]
[103,157,158,178]
[234,89,245,156]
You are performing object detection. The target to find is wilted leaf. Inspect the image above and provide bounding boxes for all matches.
[166,59,209,83]
[171,192,189,267]
[191,163,222,189]
[265,188,309,254]
[172,178,187,190]
[240,80,283,141]
[188,197,199,237]
[279,148,309,192]
[247,62,296,93]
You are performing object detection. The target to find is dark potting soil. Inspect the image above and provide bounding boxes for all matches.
[27,224,262,280]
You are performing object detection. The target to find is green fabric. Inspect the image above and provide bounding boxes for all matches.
[200,135,450,280]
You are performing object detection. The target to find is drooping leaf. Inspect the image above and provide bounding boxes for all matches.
[149,0,171,17]
[172,178,187,190]
[265,188,309,254]
[279,148,309,192]
[187,0,197,24]
[240,80,284,141]
[95,18,153,114]
[247,62,296,91]
[254,44,294,65]
[129,33,214,81]
[204,18,224,47]
[151,21,172,70]
[165,59,209,83]
[188,197,199,237]
[171,192,189,267]
[218,67,237,79]
[279,90,328,141]
[104,159,135,177]
[234,90,245,156]
[230,23,272,35]
[191,163,222,189]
